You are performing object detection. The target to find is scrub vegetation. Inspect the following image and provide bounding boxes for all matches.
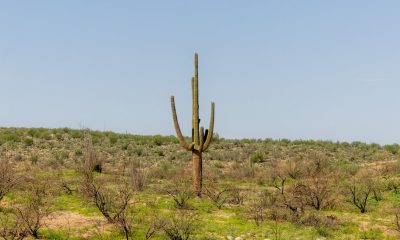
[1,127,400,239]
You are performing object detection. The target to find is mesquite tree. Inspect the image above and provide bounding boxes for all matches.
[170,53,215,197]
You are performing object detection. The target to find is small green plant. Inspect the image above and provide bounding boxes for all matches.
[54,151,69,165]
[316,226,332,238]
[24,137,34,146]
[360,228,384,239]
[30,154,39,165]
[250,151,264,164]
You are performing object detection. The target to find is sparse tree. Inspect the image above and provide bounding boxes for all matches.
[347,179,372,213]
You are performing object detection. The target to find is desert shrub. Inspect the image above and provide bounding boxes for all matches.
[0,159,19,203]
[294,179,334,211]
[79,136,134,239]
[141,211,167,240]
[15,175,54,239]
[30,155,38,165]
[153,135,164,146]
[151,160,178,180]
[212,161,224,169]
[40,130,52,140]
[228,187,247,205]
[13,155,24,162]
[384,144,400,155]
[294,156,337,210]
[53,151,69,165]
[360,229,384,240]
[156,149,165,157]
[395,209,400,233]
[247,190,283,226]
[55,132,64,141]
[163,210,198,240]
[250,151,264,164]
[203,181,231,209]
[27,128,40,138]
[108,134,119,145]
[285,156,306,179]
[23,137,34,146]
[129,159,148,191]
[336,160,359,176]
[80,171,134,239]
[227,162,254,179]
[316,226,332,238]
[346,175,374,213]
[134,147,145,157]
[0,131,20,143]
[165,174,194,209]
[387,178,400,194]
[301,211,340,229]
[0,210,26,240]
[371,179,384,202]
[70,130,83,139]
[247,198,267,226]
[81,136,103,173]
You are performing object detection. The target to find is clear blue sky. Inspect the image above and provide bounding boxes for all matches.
[1,1,400,144]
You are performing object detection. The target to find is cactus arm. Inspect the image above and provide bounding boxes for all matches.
[170,96,193,151]
[202,102,215,151]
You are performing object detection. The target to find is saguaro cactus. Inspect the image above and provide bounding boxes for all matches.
[170,53,215,197]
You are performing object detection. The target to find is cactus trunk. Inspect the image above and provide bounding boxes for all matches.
[192,150,202,197]
[170,53,215,197]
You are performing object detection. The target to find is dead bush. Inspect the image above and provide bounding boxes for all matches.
[144,216,167,240]
[129,158,148,191]
[301,212,340,229]
[0,211,26,240]
[387,178,400,194]
[346,176,374,213]
[269,163,305,214]
[81,134,104,174]
[247,190,282,226]
[165,173,194,209]
[228,162,254,180]
[81,171,134,239]
[15,176,53,239]
[247,200,266,226]
[228,187,247,205]
[0,159,19,203]
[285,156,305,179]
[294,177,335,211]
[203,181,231,209]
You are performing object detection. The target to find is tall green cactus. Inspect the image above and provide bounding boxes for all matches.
[170,53,215,197]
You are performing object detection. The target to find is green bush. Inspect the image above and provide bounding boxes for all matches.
[250,151,264,163]
[385,144,400,155]
[30,154,39,165]
[24,137,34,146]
